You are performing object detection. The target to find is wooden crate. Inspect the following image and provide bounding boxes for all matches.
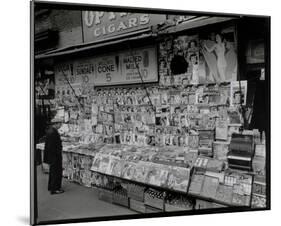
[195,199,227,210]
[127,184,146,202]
[144,195,165,210]
[165,203,193,212]
[145,205,163,213]
[112,193,129,208]
[98,189,113,203]
[129,199,146,213]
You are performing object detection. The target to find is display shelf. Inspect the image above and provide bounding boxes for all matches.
[37,130,259,209]
[90,170,189,196]
[91,169,243,208]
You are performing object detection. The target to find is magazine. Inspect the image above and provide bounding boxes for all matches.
[90,153,103,172]
[146,163,163,187]
[98,155,111,174]
[167,166,190,192]
[132,161,151,183]
[230,81,247,107]
[215,184,233,204]
[215,119,228,140]
[213,141,229,161]
[200,176,219,199]
[188,174,205,195]
[121,161,137,180]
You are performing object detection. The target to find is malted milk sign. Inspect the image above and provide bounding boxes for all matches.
[82,11,165,42]
[54,46,158,86]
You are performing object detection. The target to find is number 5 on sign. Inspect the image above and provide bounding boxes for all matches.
[106,73,112,82]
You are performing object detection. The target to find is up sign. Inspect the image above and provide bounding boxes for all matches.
[82,11,165,42]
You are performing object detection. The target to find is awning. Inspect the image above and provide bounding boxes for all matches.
[35,16,238,60]
[35,27,155,60]
[159,16,238,34]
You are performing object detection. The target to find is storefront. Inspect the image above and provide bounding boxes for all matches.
[35,11,268,214]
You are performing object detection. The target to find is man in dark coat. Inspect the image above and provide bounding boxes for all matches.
[44,121,64,194]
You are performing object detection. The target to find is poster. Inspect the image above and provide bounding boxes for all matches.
[230,81,247,106]
[94,55,119,85]
[35,70,55,99]
[118,46,158,85]
[54,59,95,86]
[55,46,158,87]
[200,27,237,83]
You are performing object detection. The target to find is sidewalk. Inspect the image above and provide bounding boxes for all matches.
[36,166,137,222]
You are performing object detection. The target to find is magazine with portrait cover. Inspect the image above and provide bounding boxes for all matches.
[230,81,247,107]
[121,161,137,180]
[228,108,243,125]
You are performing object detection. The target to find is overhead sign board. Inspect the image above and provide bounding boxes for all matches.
[54,46,158,87]
[82,11,166,42]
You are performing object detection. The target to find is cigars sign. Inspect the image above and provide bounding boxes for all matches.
[54,46,158,86]
[82,11,165,42]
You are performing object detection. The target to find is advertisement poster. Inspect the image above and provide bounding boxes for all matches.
[94,55,119,85]
[118,46,158,85]
[55,46,158,87]
[54,59,95,86]
[200,27,237,83]
[94,46,158,86]
[35,73,55,99]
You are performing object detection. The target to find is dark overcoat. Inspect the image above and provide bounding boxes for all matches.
[44,127,63,191]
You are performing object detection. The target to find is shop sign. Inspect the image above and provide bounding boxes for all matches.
[54,59,95,86]
[94,46,158,86]
[54,46,158,87]
[82,11,165,42]
[119,48,155,84]
[95,56,119,84]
